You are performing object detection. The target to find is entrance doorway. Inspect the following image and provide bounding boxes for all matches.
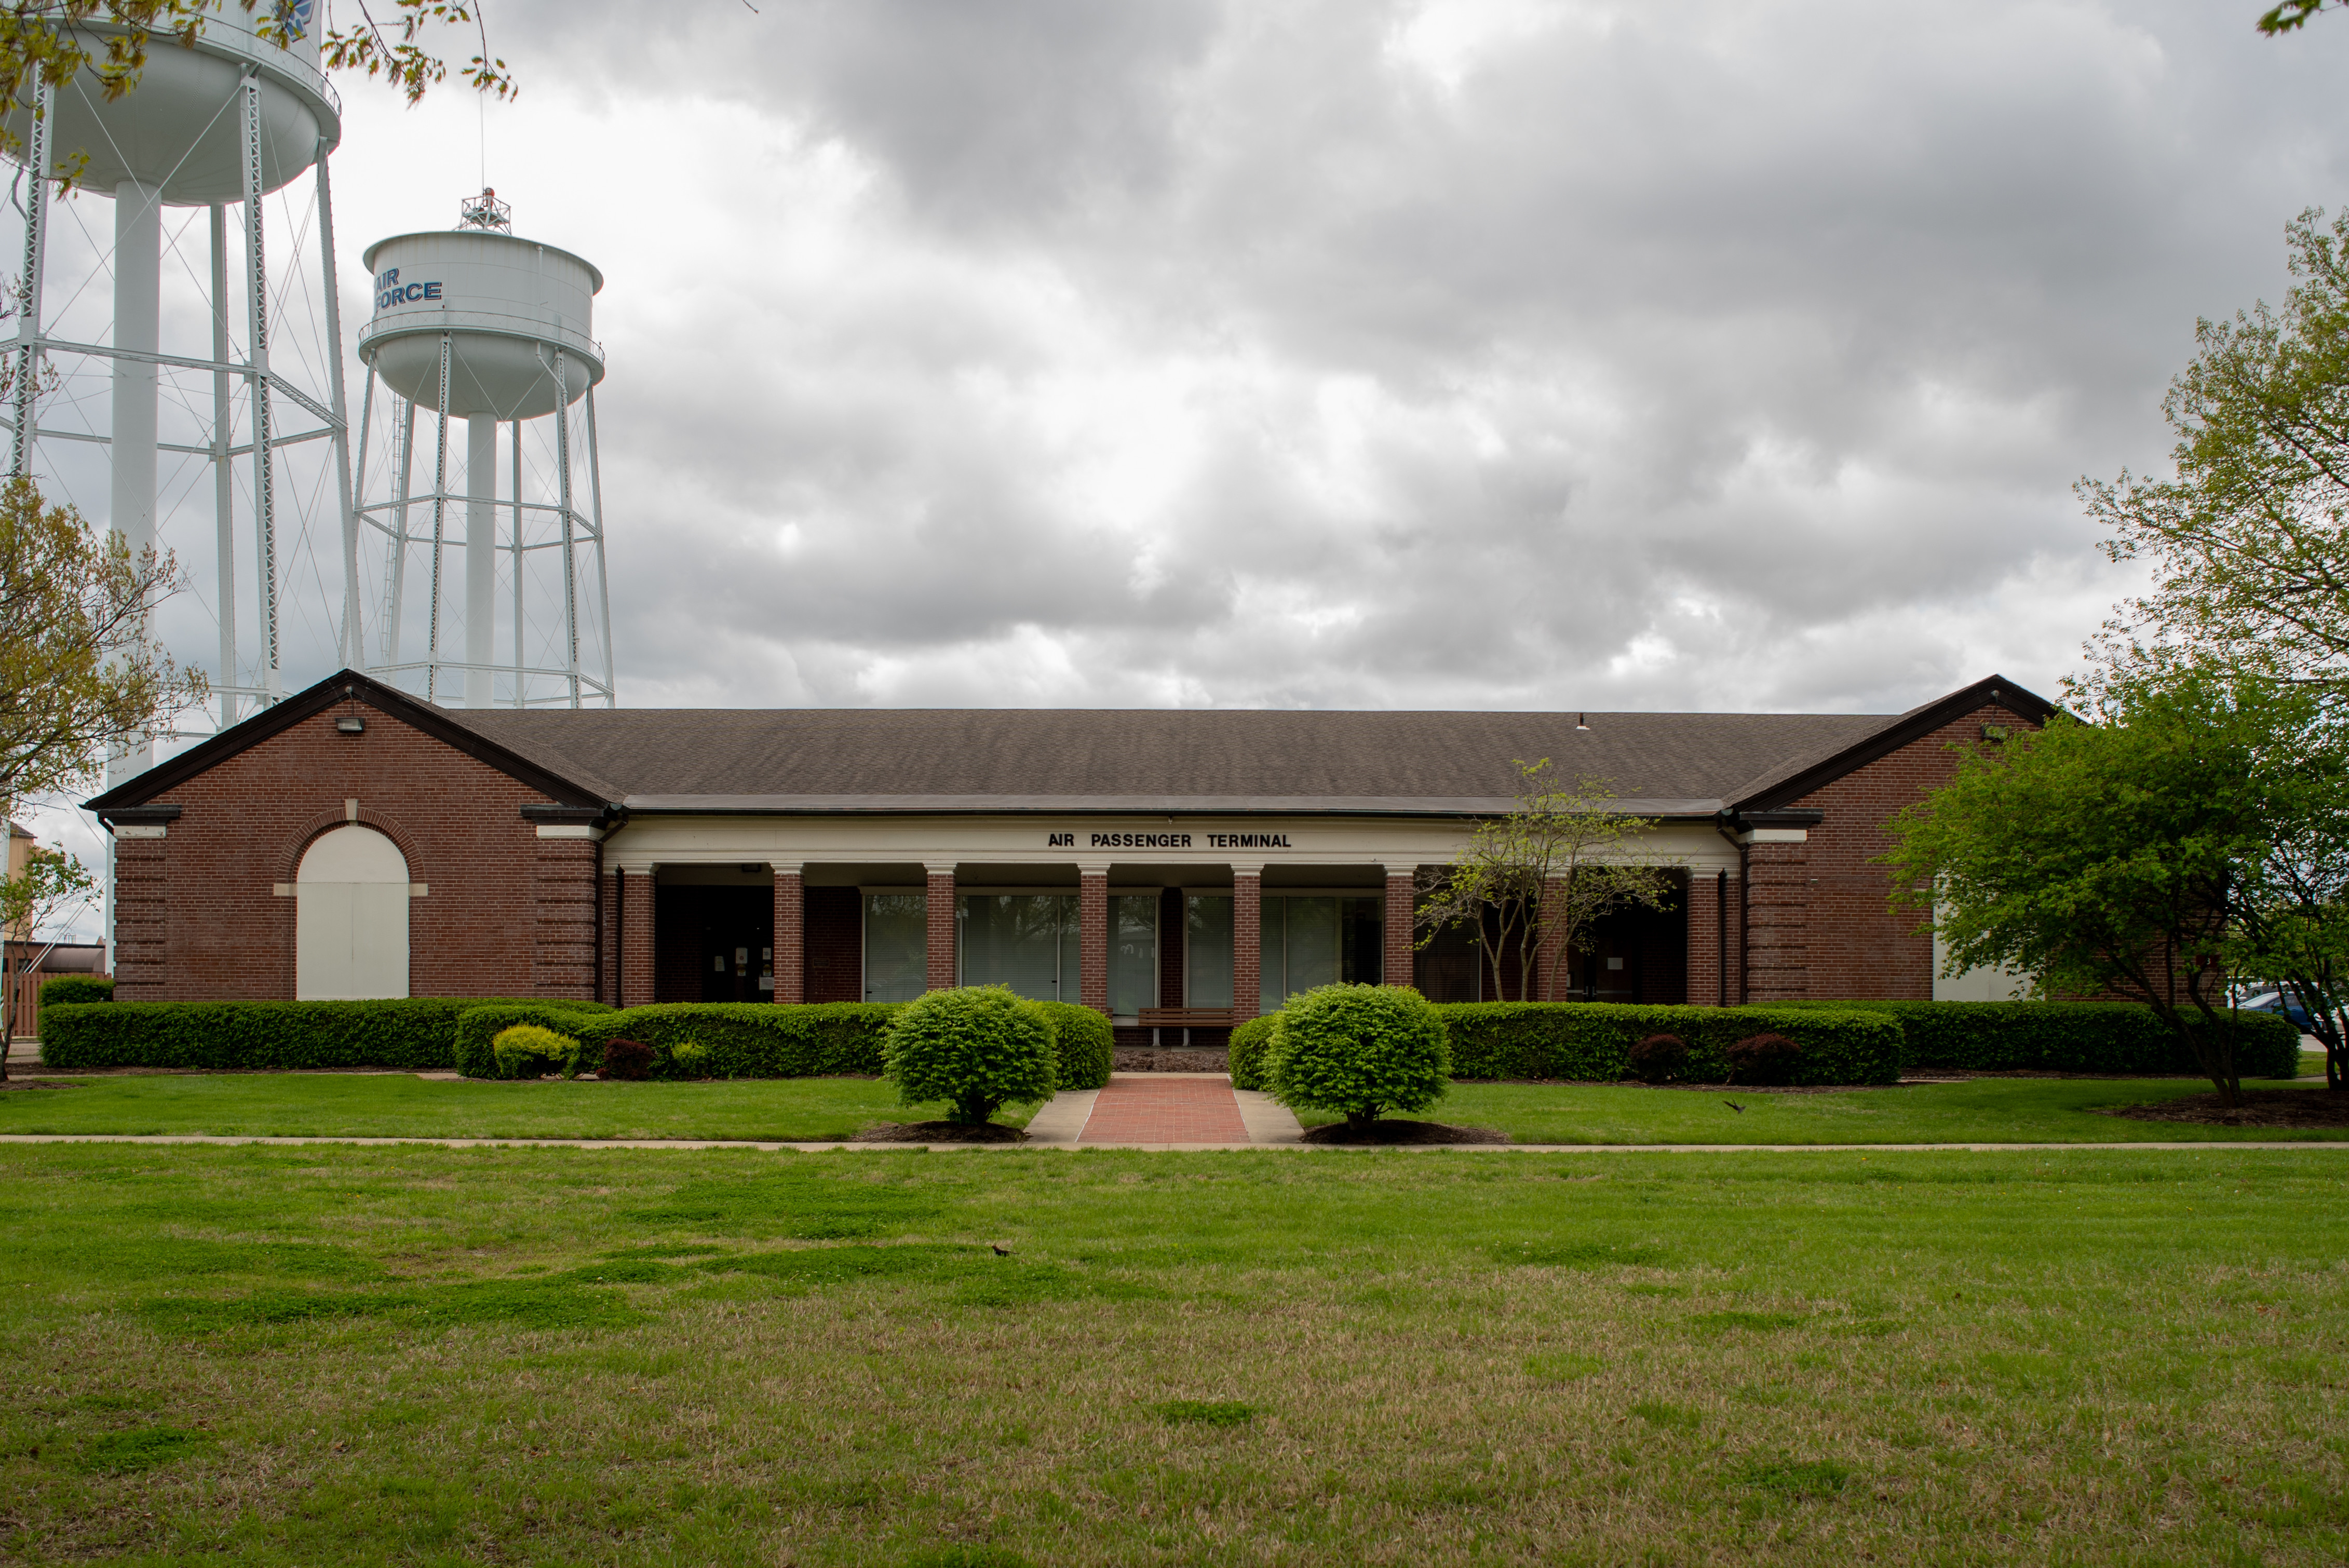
[654,883,774,1003]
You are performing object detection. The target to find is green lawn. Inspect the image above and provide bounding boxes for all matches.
[7,1070,2340,1145]
[0,1074,1027,1142]
[1296,1075,2349,1144]
[2,1143,2344,1564]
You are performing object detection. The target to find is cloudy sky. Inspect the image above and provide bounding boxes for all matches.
[314,0,2349,720]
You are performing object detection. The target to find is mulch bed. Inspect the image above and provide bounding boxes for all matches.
[851,1120,1028,1143]
[2099,1089,2349,1128]
[1302,1119,1510,1145]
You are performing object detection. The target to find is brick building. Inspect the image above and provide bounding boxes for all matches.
[86,669,2054,1045]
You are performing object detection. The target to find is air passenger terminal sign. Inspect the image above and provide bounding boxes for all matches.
[1044,830,1295,850]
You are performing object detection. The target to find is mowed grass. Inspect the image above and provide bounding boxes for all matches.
[5,1071,2339,1145]
[1293,1075,2348,1144]
[0,1073,1033,1141]
[2,1144,2345,1565]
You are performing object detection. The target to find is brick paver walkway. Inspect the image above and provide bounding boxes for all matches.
[1078,1074,1251,1144]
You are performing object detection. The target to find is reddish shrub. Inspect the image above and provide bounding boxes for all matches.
[1627,1033,1690,1084]
[1726,1033,1803,1086]
[598,1038,655,1082]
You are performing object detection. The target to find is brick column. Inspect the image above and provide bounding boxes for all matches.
[1382,864,1416,989]
[1534,874,1571,1002]
[1231,867,1263,1021]
[1745,842,1809,1001]
[772,866,805,1003]
[1686,869,1730,1007]
[598,871,620,1004]
[531,832,599,999]
[112,826,169,1000]
[1077,865,1110,1014]
[618,867,655,1008]
[924,865,957,991]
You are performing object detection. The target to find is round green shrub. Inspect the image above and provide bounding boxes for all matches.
[1227,1015,1277,1090]
[883,985,1058,1125]
[492,1023,583,1080]
[1033,1000,1113,1091]
[1266,984,1450,1126]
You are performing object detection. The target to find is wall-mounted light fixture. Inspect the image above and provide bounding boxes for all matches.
[335,715,366,735]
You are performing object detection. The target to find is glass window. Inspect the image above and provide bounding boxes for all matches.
[1186,894,1232,1008]
[863,892,927,1002]
[1259,896,1288,1013]
[1340,896,1384,986]
[958,894,1074,1001]
[1285,896,1340,994]
[1414,917,1482,1003]
[1110,894,1158,1017]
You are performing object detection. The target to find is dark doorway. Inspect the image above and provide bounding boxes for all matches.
[655,884,774,1004]
[1572,872,1689,1004]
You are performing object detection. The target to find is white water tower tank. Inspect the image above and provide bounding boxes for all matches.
[0,5,334,202]
[357,230,605,419]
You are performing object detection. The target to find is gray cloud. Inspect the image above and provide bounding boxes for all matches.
[323,0,2349,718]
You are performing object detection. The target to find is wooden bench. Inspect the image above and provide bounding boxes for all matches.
[1137,1007,1235,1030]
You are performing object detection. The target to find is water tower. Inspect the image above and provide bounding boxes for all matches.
[349,191,613,708]
[3,3,356,773]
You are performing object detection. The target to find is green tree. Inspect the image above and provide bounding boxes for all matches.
[0,831,92,1080]
[1884,671,2319,1108]
[2223,709,2349,1087]
[0,476,204,808]
[2076,209,2349,705]
[1414,760,1675,1002]
[1,2,514,188]
[2258,1,2344,34]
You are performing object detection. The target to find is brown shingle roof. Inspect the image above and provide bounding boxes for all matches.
[446,704,1899,815]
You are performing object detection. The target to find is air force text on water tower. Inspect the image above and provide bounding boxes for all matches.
[373,271,445,309]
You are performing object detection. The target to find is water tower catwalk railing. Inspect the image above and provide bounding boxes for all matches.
[5,54,355,737]
[349,202,613,710]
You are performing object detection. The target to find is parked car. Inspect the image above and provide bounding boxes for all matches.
[2238,990,2330,1033]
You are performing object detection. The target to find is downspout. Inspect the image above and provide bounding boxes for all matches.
[1715,870,1727,1007]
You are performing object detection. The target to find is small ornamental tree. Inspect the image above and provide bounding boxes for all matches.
[883,985,1058,1126]
[1265,984,1450,1128]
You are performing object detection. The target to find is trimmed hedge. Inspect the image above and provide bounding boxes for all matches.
[1035,1001,1114,1092]
[1436,1003,1904,1086]
[458,1001,904,1079]
[1773,999,2303,1079]
[38,976,113,1008]
[40,997,608,1072]
[1228,1016,1277,1091]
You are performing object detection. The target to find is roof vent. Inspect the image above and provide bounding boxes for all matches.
[1576,713,1590,732]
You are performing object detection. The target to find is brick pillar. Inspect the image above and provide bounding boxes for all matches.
[618,868,655,1009]
[112,827,169,1000]
[1078,867,1110,1014]
[599,871,620,1004]
[1534,874,1570,1002]
[1383,864,1415,988]
[772,867,805,1003]
[1682,868,1738,1004]
[1232,868,1263,1021]
[1745,842,1809,1001]
[925,866,957,991]
[531,833,599,999]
